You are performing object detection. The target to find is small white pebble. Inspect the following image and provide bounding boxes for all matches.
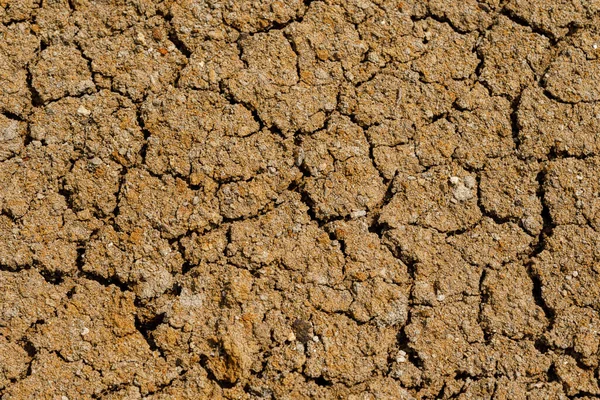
[572,271,579,277]
[453,185,473,201]
[437,293,445,302]
[463,175,476,189]
[62,396,69,400]
[312,335,320,342]
[350,210,367,219]
[77,105,91,116]
[449,176,461,185]
[397,350,407,363]
[192,196,200,205]
[594,43,598,49]
[135,31,147,45]
[81,327,89,336]
[287,331,296,342]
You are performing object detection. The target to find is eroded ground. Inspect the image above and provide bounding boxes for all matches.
[1,0,600,398]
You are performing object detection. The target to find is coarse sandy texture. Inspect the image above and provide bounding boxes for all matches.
[1,0,600,399]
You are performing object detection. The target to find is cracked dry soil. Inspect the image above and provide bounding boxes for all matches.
[2,0,600,399]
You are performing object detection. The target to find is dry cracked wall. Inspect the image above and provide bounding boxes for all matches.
[1,0,600,399]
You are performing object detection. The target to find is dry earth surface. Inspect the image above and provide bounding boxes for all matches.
[1,0,600,398]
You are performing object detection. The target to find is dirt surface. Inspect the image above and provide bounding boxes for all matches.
[1,0,600,399]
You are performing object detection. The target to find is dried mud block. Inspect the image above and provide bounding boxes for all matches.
[384,225,482,304]
[30,45,95,103]
[414,118,459,167]
[26,279,178,395]
[230,28,298,91]
[545,47,600,103]
[34,0,76,46]
[221,0,306,33]
[64,158,122,217]
[372,143,423,180]
[0,337,29,391]
[0,146,99,274]
[0,215,32,269]
[300,114,386,219]
[490,336,551,379]
[84,225,183,299]
[81,18,187,101]
[505,0,600,39]
[169,0,239,50]
[380,163,481,233]
[545,306,600,367]
[2,350,104,399]
[544,157,600,230]
[348,277,409,325]
[0,21,39,66]
[17,192,80,274]
[68,0,159,42]
[478,15,552,98]
[0,54,31,117]
[227,192,345,284]
[1,19,39,115]
[480,262,549,339]
[554,354,600,396]
[533,225,600,312]
[227,29,338,134]
[494,379,567,400]
[480,156,543,234]
[326,219,410,285]
[324,220,411,324]
[285,2,366,83]
[427,0,499,32]
[0,0,38,24]
[0,114,26,161]
[180,227,229,266]
[353,66,466,129]
[141,88,260,177]
[347,377,415,400]
[527,382,570,400]
[518,86,600,159]
[30,90,145,166]
[411,20,479,84]
[412,83,513,169]
[142,88,299,219]
[115,168,221,239]
[304,313,397,385]
[450,83,515,168]
[151,268,262,381]
[0,269,65,341]
[404,298,487,382]
[0,145,69,219]
[179,40,244,90]
[448,218,533,268]
[356,3,423,67]
[144,365,222,399]
[206,323,261,384]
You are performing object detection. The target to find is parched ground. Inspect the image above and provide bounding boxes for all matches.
[1,0,600,398]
